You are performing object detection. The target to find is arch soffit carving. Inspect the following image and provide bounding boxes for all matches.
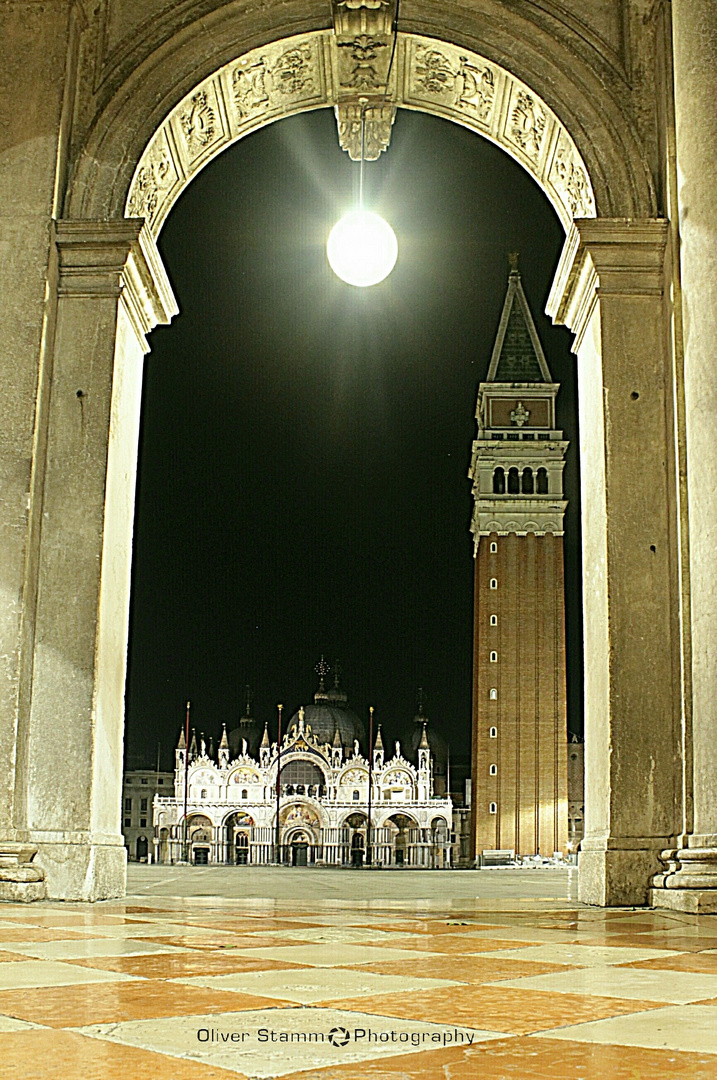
[122,31,594,236]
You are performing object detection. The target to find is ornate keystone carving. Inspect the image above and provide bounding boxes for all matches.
[332,0,398,159]
[336,101,395,160]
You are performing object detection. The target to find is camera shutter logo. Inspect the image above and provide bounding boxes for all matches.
[328,1026,350,1047]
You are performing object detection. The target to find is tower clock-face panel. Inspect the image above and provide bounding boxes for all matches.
[489,397,551,428]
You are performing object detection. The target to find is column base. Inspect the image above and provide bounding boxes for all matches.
[649,887,717,914]
[33,836,127,901]
[0,843,47,902]
[649,847,717,914]
[578,837,669,906]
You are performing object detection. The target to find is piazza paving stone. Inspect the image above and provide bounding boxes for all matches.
[493,965,717,1003]
[231,943,438,967]
[531,1004,717,1055]
[0,937,194,961]
[0,960,139,991]
[275,1037,717,1079]
[75,1006,500,1077]
[175,965,460,1003]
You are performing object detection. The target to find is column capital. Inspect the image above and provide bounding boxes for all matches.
[547,218,668,347]
[54,218,178,347]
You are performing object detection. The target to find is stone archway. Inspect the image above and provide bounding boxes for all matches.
[2,1,699,908]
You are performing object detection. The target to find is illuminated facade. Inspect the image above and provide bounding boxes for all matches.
[154,669,452,867]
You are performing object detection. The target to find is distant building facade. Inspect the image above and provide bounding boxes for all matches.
[469,262,569,859]
[153,665,453,868]
[122,769,174,861]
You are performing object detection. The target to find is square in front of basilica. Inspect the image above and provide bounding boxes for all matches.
[0,867,716,1078]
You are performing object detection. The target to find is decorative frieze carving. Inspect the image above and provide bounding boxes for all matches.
[232,59,270,119]
[126,130,179,226]
[509,90,546,160]
[412,46,495,125]
[127,31,595,237]
[549,134,595,217]
[180,89,217,155]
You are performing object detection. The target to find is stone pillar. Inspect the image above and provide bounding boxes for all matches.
[0,0,85,900]
[548,219,682,906]
[17,221,176,900]
[649,1,717,914]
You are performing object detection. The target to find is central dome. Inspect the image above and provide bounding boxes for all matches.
[289,661,364,748]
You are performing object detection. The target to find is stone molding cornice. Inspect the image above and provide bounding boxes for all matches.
[547,218,669,347]
[54,219,178,346]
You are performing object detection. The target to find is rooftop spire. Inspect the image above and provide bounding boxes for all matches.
[315,655,330,700]
[486,257,552,384]
[189,728,198,757]
[374,724,384,751]
[414,687,428,722]
[177,727,186,749]
[419,722,430,750]
[260,721,270,749]
[219,723,229,750]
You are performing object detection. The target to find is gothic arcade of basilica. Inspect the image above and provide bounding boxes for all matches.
[153,667,453,868]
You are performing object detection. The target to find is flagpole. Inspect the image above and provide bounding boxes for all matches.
[182,701,190,862]
[275,704,283,865]
[367,705,374,867]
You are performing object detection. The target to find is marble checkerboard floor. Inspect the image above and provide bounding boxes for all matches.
[2,868,717,1078]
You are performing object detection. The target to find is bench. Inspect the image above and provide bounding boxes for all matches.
[480,849,515,867]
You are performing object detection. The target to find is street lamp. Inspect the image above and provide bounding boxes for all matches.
[327,101,397,288]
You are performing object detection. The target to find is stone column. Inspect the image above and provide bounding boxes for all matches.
[548,219,682,906]
[0,1,85,899]
[649,1,717,914]
[18,221,176,899]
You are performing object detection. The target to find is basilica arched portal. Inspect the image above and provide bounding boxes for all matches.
[3,0,706,910]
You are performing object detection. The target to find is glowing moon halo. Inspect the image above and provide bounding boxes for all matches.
[327,209,398,287]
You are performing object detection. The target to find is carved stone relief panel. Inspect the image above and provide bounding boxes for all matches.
[408,44,497,129]
[126,127,181,227]
[547,131,595,218]
[223,37,326,135]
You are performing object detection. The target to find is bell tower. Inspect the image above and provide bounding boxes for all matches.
[469,257,569,859]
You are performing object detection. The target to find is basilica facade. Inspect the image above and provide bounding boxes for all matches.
[153,671,453,868]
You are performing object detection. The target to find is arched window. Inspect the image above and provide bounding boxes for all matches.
[200,789,207,799]
[537,467,549,494]
[508,467,520,494]
[353,790,360,801]
[489,802,497,814]
[490,614,498,626]
[490,541,498,553]
[280,760,324,788]
[490,578,498,590]
[489,764,497,775]
[241,789,248,800]
[522,467,534,494]
[490,651,498,662]
[489,726,498,738]
[492,467,505,494]
[489,689,498,700]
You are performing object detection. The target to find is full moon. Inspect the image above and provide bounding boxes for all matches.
[327,209,398,287]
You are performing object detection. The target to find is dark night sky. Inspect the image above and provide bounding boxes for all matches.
[125,107,582,778]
